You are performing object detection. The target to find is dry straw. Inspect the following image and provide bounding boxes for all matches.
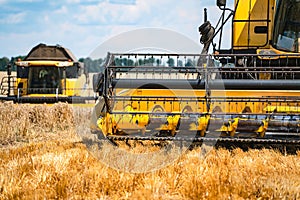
[0,102,75,146]
[0,103,300,199]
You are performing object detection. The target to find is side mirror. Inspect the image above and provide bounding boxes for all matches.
[217,0,226,7]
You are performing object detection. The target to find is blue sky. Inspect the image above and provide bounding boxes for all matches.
[0,0,231,58]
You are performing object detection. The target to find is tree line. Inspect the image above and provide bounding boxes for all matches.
[0,56,197,72]
[113,57,196,67]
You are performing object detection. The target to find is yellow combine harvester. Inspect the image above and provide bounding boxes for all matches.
[0,43,95,103]
[91,0,300,147]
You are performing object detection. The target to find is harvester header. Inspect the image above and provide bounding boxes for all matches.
[89,52,300,149]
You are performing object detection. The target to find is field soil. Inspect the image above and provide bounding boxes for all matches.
[0,103,300,199]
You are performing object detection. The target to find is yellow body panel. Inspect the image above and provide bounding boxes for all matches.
[233,0,275,49]
[113,89,300,113]
[14,78,27,96]
[15,60,74,67]
[64,77,86,96]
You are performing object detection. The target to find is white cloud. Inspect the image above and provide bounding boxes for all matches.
[74,1,142,25]
[109,0,135,5]
[65,0,104,4]
[12,0,43,2]
[43,14,49,23]
[0,12,26,24]
[66,0,81,3]
[54,6,68,14]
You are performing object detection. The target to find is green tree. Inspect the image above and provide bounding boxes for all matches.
[0,57,9,71]
[178,60,183,67]
[167,58,175,67]
[80,57,104,73]
[185,58,195,67]
[156,59,161,66]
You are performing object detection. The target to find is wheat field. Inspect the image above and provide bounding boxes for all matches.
[0,103,300,199]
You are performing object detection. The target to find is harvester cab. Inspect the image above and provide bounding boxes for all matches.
[90,0,300,147]
[209,0,300,55]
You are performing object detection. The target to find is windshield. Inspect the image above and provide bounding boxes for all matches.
[28,66,62,94]
[273,0,300,52]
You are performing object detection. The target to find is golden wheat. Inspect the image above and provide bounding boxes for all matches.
[0,102,75,146]
[0,103,300,199]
